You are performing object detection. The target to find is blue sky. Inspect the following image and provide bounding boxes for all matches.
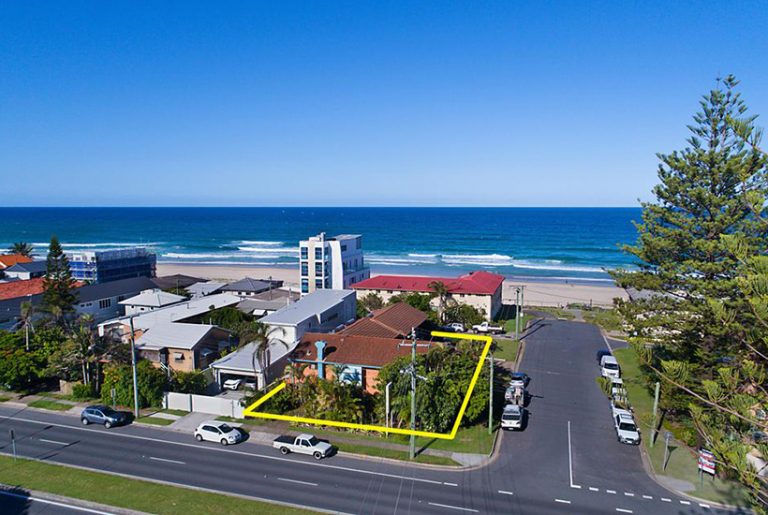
[1,1,766,207]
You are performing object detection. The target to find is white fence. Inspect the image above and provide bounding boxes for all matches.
[163,392,244,419]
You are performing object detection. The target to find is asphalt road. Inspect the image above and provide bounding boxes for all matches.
[0,319,747,514]
[0,488,114,515]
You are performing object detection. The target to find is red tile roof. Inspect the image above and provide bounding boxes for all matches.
[0,254,33,269]
[293,332,432,368]
[0,277,46,300]
[351,271,504,296]
[340,302,427,339]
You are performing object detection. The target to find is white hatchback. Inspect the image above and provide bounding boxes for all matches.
[194,421,242,446]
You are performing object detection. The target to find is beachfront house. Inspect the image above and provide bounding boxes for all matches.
[134,322,233,373]
[2,261,47,280]
[0,254,33,271]
[119,288,187,315]
[289,333,432,394]
[351,270,504,321]
[299,233,370,295]
[221,277,283,298]
[259,289,357,345]
[187,281,225,298]
[67,247,157,283]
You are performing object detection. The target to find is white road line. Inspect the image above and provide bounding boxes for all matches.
[0,490,114,515]
[498,490,514,496]
[616,509,633,514]
[589,487,599,492]
[39,438,70,445]
[567,420,576,487]
[3,416,450,486]
[606,489,617,494]
[148,456,185,465]
[624,492,635,497]
[642,495,653,500]
[570,484,581,489]
[427,502,478,512]
[443,482,458,487]
[660,497,671,502]
[699,503,711,508]
[554,499,571,504]
[277,477,319,487]
[602,333,614,352]
[679,500,691,505]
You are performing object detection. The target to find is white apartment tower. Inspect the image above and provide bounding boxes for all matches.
[299,233,370,295]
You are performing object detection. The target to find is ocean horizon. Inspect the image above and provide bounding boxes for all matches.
[0,207,641,282]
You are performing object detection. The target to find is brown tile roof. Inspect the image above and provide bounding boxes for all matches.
[292,332,432,368]
[0,254,33,269]
[340,302,427,339]
[351,270,504,295]
[0,278,46,301]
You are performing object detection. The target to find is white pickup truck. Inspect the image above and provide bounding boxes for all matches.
[472,321,504,334]
[273,434,333,460]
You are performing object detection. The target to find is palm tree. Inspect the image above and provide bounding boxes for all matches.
[9,242,34,257]
[428,281,455,323]
[19,301,34,351]
[241,321,289,389]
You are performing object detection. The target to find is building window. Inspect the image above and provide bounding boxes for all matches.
[301,262,308,276]
[314,247,322,260]
[301,278,309,294]
[300,246,308,259]
[341,244,347,252]
[98,299,112,309]
[315,262,323,275]
[315,279,323,289]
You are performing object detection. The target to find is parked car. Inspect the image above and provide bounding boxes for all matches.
[501,404,525,430]
[80,405,128,428]
[244,379,257,390]
[194,421,243,445]
[222,378,242,390]
[472,322,504,334]
[273,434,333,460]
[443,322,465,332]
[508,372,529,388]
[612,406,640,445]
[600,355,620,378]
[504,385,526,406]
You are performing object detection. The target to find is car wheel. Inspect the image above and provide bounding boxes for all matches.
[313,451,323,460]
[221,438,228,446]
[81,418,89,425]
[195,434,203,442]
[280,447,290,455]
[104,421,112,429]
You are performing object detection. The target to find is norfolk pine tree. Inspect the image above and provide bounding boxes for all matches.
[42,235,77,321]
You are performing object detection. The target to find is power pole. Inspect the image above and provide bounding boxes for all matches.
[399,327,429,459]
[129,316,140,418]
[488,352,494,434]
[651,381,660,447]
[514,287,521,340]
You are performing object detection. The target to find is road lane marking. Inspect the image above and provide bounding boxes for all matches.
[277,477,319,487]
[498,490,514,496]
[679,500,691,505]
[427,502,478,512]
[699,503,711,508]
[0,489,113,514]
[602,333,614,352]
[606,489,617,494]
[443,482,458,487]
[567,420,576,488]
[616,509,632,514]
[149,456,185,465]
[642,495,652,500]
[624,492,634,497]
[660,498,671,502]
[554,499,571,504]
[39,438,70,445]
[588,487,599,492]
[570,484,581,489]
[2,415,452,486]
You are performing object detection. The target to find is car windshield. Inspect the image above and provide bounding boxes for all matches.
[218,424,233,433]
[307,437,320,446]
[503,413,521,421]
[619,422,637,432]
[604,363,619,370]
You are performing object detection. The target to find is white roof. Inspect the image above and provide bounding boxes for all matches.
[602,355,618,364]
[119,289,186,308]
[135,322,216,351]
[187,281,226,296]
[211,338,296,373]
[102,292,241,331]
[260,289,354,326]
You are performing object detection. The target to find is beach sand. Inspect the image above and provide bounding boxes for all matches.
[157,263,627,308]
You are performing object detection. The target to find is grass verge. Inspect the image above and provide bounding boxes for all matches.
[530,306,575,320]
[28,399,72,411]
[334,442,459,466]
[0,454,315,514]
[135,416,174,426]
[0,395,11,402]
[613,347,751,506]
[494,338,519,362]
[582,308,624,333]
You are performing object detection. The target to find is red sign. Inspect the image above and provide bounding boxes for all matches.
[698,449,716,475]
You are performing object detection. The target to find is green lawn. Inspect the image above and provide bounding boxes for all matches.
[155,408,189,417]
[613,347,751,506]
[334,442,460,466]
[28,399,73,411]
[135,416,174,426]
[0,395,11,402]
[0,455,316,514]
[503,314,534,334]
[494,338,519,362]
[530,306,575,320]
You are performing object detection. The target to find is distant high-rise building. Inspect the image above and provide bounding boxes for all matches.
[299,233,370,295]
[68,247,156,283]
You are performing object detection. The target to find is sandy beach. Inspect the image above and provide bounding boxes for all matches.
[157,263,627,308]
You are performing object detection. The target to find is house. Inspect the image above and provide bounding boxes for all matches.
[187,281,225,298]
[351,271,505,320]
[3,261,47,280]
[211,339,294,390]
[339,302,427,339]
[299,233,370,295]
[134,322,233,373]
[150,274,203,291]
[221,277,283,298]
[235,288,300,317]
[0,277,47,301]
[0,254,33,270]
[290,333,432,394]
[119,288,187,315]
[259,289,356,345]
[67,247,156,283]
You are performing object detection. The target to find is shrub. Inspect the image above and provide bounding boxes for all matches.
[171,370,207,394]
[101,361,168,408]
[71,382,95,400]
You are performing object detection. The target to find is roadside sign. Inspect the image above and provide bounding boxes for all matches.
[698,448,716,475]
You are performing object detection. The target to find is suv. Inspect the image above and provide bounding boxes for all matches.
[443,323,465,332]
[600,355,620,378]
[80,405,127,428]
[194,421,243,445]
[508,372,529,389]
[501,404,524,430]
[613,407,640,445]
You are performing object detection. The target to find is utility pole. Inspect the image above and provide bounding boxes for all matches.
[129,316,140,419]
[399,328,429,459]
[651,381,660,447]
[488,352,494,434]
[385,381,392,437]
[520,286,525,319]
[514,287,521,340]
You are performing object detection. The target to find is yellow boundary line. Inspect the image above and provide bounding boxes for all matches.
[243,331,492,440]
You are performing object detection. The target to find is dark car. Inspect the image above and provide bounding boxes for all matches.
[80,405,127,428]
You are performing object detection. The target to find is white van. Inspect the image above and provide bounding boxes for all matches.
[600,355,620,378]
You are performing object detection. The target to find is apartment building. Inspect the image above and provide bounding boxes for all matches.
[67,247,156,283]
[299,233,370,295]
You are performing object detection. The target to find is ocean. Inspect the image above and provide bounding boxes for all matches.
[0,207,641,282]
